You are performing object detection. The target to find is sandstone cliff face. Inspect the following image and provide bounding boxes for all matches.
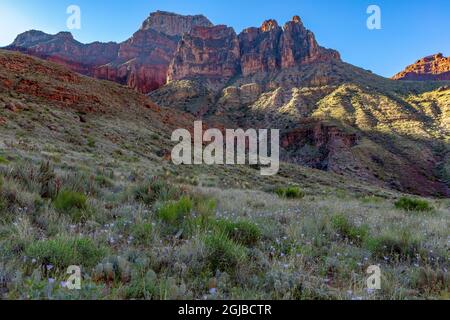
[95,12,213,93]
[140,10,213,36]
[280,16,340,68]
[94,29,180,93]
[168,25,241,82]
[281,121,359,171]
[239,20,283,76]
[393,53,450,81]
[168,16,341,82]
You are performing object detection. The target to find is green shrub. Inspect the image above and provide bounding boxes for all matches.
[364,230,421,260]
[0,175,3,205]
[53,189,89,222]
[331,214,369,244]
[187,197,217,232]
[0,178,38,219]
[131,222,153,245]
[133,178,178,205]
[61,171,94,195]
[204,232,246,273]
[124,271,190,300]
[0,155,9,164]
[26,237,106,269]
[0,196,5,213]
[157,196,193,226]
[54,189,87,211]
[37,161,57,199]
[87,137,96,148]
[215,219,261,246]
[125,269,158,299]
[395,197,433,212]
[95,175,114,188]
[275,186,305,199]
[194,197,217,217]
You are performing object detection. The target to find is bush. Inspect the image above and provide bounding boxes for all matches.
[26,237,106,269]
[186,197,217,232]
[215,219,261,246]
[411,267,449,294]
[157,196,193,226]
[131,222,153,245]
[59,171,91,194]
[194,197,217,218]
[54,189,87,211]
[95,175,114,188]
[37,161,57,199]
[0,195,5,213]
[204,232,246,273]
[275,186,305,199]
[331,214,369,244]
[53,189,89,222]
[0,178,38,218]
[133,178,178,205]
[364,230,421,260]
[87,137,96,148]
[395,197,433,212]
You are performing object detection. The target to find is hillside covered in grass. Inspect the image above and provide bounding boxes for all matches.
[0,50,448,300]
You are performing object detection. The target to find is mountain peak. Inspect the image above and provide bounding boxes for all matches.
[55,31,74,40]
[261,19,279,32]
[292,15,302,24]
[140,11,213,36]
[9,30,53,48]
[393,53,450,81]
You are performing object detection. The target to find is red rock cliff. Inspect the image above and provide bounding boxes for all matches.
[5,13,342,92]
[167,25,241,82]
[95,11,213,93]
[6,12,213,93]
[280,16,340,68]
[239,20,283,76]
[5,30,119,76]
[169,16,341,81]
[393,53,450,81]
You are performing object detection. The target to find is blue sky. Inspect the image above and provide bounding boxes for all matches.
[1,0,449,77]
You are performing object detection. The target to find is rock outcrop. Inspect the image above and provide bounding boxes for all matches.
[393,53,450,81]
[95,11,213,92]
[168,25,241,82]
[140,10,213,36]
[169,16,341,81]
[94,29,180,93]
[281,120,359,171]
[280,16,340,68]
[5,30,119,76]
[239,20,283,76]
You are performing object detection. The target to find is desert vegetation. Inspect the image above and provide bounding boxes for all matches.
[0,158,448,300]
[0,49,448,300]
